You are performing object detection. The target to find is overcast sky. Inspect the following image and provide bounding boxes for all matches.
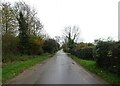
[3,0,119,42]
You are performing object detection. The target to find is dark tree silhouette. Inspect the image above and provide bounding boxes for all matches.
[18,11,29,54]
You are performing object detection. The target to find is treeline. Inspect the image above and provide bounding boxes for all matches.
[1,2,60,63]
[62,26,120,76]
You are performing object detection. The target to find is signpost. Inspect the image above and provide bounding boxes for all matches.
[118,1,120,40]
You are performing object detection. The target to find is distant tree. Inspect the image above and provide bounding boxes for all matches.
[76,42,94,49]
[63,26,80,50]
[76,42,87,49]
[55,36,60,43]
[63,26,80,42]
[87,43,94,46]
[43,39,59,53]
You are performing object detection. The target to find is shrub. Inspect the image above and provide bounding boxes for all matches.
[110,41,120,75]
[2,32,19,62]
[43,39,59,53]
[94,41,112,68]
[2,33,45,62]
[70,42,94,60]
[62,43,69,52]
[71,46,94,60]
[94,40,120,75]
[28,35,44,55]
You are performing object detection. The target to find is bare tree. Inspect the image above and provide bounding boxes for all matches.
[1,2,17,34]
[55,36,60,43]
[62,25,80,50]
[63,25,80,43]
[11,1,43,36]
[31,17,43,36]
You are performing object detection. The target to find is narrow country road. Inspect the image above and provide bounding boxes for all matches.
[8,50,108,84]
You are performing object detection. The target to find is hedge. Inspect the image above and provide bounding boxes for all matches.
[70,46,94,60]
[94,41,120,75]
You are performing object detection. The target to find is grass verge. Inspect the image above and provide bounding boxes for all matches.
[69,55,120,85]
[0,68,2,84]
[2,53,52,83]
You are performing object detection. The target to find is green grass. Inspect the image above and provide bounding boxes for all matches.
[70,55,120,85]
[2,53,52,83]
[0,68,2,84]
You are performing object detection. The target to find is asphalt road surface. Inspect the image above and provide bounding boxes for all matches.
[8,50,108,84]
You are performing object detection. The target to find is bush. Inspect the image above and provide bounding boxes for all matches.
[2,32,20,62]
[28,35,44,55]
[94,40,120,75]
[109,41,120,75]
[43,39,59,53]
[71,46,94,60]
[2,33,45,62]
[94,41,112,67]
[62,43,69,52]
